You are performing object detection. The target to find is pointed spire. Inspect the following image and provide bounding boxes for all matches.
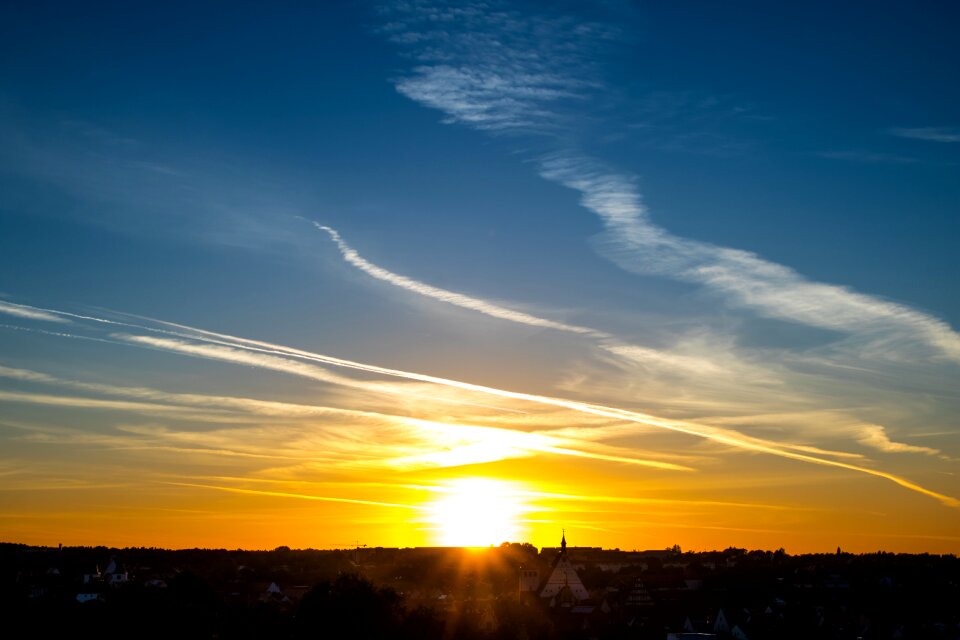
[561,529,567,553]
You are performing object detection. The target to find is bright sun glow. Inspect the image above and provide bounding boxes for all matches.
[426,478,529,547]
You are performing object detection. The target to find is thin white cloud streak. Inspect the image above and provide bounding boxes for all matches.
[0,393,266,426]
[314,223,744,377]
[166,482,425,511]
[0,362,689,472]
[3,303,955,505]
[0,323,130,349]
[395,417,692,472]
[111,333,523,415]
[93,313,956,507]
[889,127,960,143]
[0,300,126,326]
[778,443,865,460]
[195,475,806,514]
[315,223,601,336]
[0,301,69,323]
[698,412,944,460]
[0,363,374,419]
[381,4,960,364]
[0,389,241,416]
[524,489,808,513]
[601,344,723,375]
[0,365,55,383]
[4,418,377,465]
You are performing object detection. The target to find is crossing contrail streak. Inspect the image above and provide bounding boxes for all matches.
[111,317,957,508]
[1,299,954,506]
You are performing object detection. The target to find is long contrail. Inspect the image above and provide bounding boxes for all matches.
[314,222,603,336]
[165,482,426,511]
[1,299,955,506]
[0,362,691,471]
[110,314,957,508]
[314,222,732,374]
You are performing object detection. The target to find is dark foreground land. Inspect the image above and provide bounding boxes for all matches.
[1,542,957,639]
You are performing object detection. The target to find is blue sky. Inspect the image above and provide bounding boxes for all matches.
[0,1,958,551]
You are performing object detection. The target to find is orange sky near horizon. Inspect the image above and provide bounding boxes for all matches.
[3,0,960,562]
[1,312,957,555]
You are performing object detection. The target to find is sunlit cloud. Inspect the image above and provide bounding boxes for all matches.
[0,363,391,419]
[0,362,690,474]
[602,344,722,375]
[523,488,809,513]
[0,301,70,323]
[166,482,425,511]
[114,333,531,417]
[699,411,945,460]
[0,389,240,417]
[856,424,943,457]
[0,300,127,326]
[9,301,951,507]
[383,418,693,472]
[2,2,957,554]
[779,443,866,460]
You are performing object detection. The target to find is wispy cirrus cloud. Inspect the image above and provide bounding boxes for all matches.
[0,389,246,417]
[166,482,425,511]
[539,154,960,363]
[314,222,756,380]
[11,302,947,506]
[0,362,405,420]
[377,4,960,365]
[889,127,960,143]
[856,424,943,457]
[700,411,947,461]
[381,1,610,134]
[0,361,693,473]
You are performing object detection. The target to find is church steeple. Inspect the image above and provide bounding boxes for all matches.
[540,529,589,603]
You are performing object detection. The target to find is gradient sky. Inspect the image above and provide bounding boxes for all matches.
[1,1,959,553]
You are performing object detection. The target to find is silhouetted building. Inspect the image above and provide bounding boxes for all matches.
[519,567,540,598]
[539,531,589,606]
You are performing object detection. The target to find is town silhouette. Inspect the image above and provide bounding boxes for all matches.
[4,535,957,639]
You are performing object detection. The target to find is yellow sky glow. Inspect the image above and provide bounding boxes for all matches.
[0,303,958,553]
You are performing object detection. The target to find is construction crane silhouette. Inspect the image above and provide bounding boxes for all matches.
[354,541,367,565]
[330,541,368,565]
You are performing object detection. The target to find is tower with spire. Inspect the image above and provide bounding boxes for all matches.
[539,530,589,605]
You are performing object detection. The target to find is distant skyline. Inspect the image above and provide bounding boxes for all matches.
[1,1,958,552]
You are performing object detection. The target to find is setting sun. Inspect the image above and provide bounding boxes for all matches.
[1,0,959,561]
[425,478,529,547]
